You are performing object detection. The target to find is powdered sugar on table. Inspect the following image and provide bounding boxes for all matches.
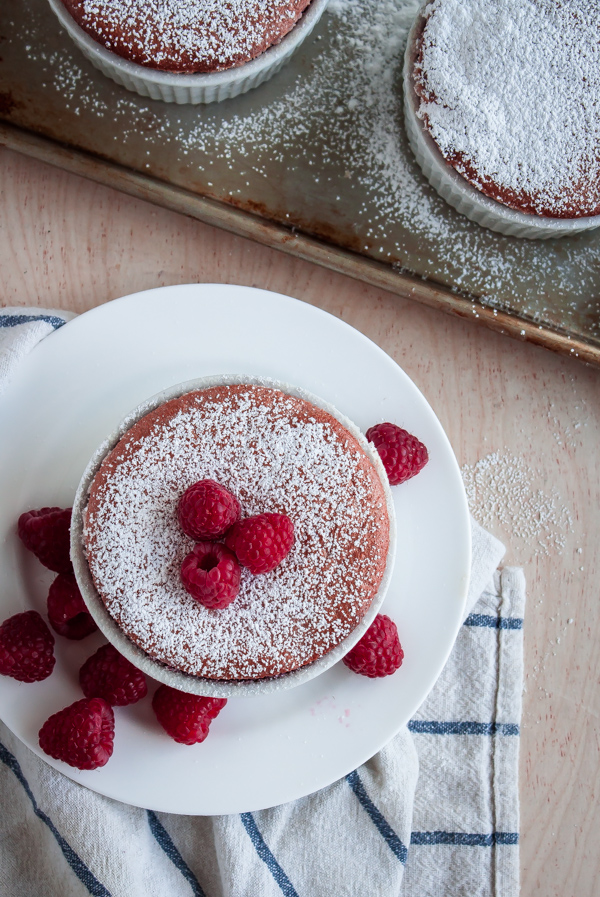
[83,384,389,680]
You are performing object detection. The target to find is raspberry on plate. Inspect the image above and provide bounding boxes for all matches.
[0,610,55,682]
[178,479,240,541]
[39,697,115,770]
[152,685,227,745]
[80,643,147,706]
[47,573,98,640]
[225,512,294,574]
[343,614,404,678]
[366,423,428,486]
[17,507,73,574]
[181,542,241,609]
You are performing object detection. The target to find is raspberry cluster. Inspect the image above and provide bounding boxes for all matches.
[5,413,428,771]
[17,507,97,640]
[347,420,428,679]
[8,505,229,769]
[178,479,294,609]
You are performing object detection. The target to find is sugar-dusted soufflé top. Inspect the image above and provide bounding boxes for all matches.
[60,0,313,72]
[411,0,600,219]
[83,384,390,681]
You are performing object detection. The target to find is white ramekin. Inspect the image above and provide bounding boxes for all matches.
[71,374,396,698]
[403,10,600,240]
[47,0,330,104]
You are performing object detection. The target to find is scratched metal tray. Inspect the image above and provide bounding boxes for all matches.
[1,0,599,364]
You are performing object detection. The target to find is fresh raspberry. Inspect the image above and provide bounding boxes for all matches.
[17,507,73,574]
[343,614,404,678]
[181,542,241,609]
[79,644,148,706]
[152,685,227,745]
[178,480,241,541]
[47,574,98,640]
[366,423,428,486]
[225,513,294,574]
[39,697,114,770]
[0,611,55,682]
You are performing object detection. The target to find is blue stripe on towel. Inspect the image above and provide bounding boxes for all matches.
[0,740,111,896]
[346,770,408,864]
[240,812,300,897]
[147,810,206,897]
[408,721,519,737]
[464,614,523,630]
[0,314,67,330]
[411,831,519,846]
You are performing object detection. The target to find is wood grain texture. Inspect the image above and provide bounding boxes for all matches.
[1,146,599,896]
[4,122,598,365]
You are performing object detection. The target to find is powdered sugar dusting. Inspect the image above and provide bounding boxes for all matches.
[84,385,389,680]
[71,0,309,70]
[462,451,573,561]
[9,0,600,337]
[415,0,600,217]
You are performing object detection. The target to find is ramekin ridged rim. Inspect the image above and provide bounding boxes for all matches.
[47,0,330,104]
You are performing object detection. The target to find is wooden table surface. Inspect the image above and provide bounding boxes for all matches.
[1,146,598,897]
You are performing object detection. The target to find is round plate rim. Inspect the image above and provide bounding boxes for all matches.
[0,284,471,814]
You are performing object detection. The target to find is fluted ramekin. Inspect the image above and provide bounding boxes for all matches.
[71,374,396,698]
[403,9,600,240]
[48,0,330,104]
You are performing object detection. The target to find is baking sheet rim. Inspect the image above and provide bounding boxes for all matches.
[1,119,598,367]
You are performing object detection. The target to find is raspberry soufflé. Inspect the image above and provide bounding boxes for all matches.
[82,383,391,682]
[59,0,314,72]
[410,0,600,219]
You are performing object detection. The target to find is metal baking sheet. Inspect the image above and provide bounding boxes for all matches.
[1,0,599,364]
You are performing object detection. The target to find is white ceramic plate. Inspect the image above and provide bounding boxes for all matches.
[0,284,470,814]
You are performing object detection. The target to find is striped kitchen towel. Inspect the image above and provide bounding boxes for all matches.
[404,566,524,896]
[0,308,76,396]
[0,309,524,897]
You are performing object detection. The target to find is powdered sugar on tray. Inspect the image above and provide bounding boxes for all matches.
[11,0,600,335]
[84,385,389,681]
[461,452,573,561]
[414,0,600,217]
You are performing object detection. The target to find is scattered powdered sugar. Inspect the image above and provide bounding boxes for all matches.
[84,386,388,680]
[74,0,308,69]
[10,0,600,334]
[461,451,573,560]
[415,0,600,216]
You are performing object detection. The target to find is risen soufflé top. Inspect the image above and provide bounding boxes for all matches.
[412,0,600,219]
[83,384,390,681]
[61,0,312,72]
